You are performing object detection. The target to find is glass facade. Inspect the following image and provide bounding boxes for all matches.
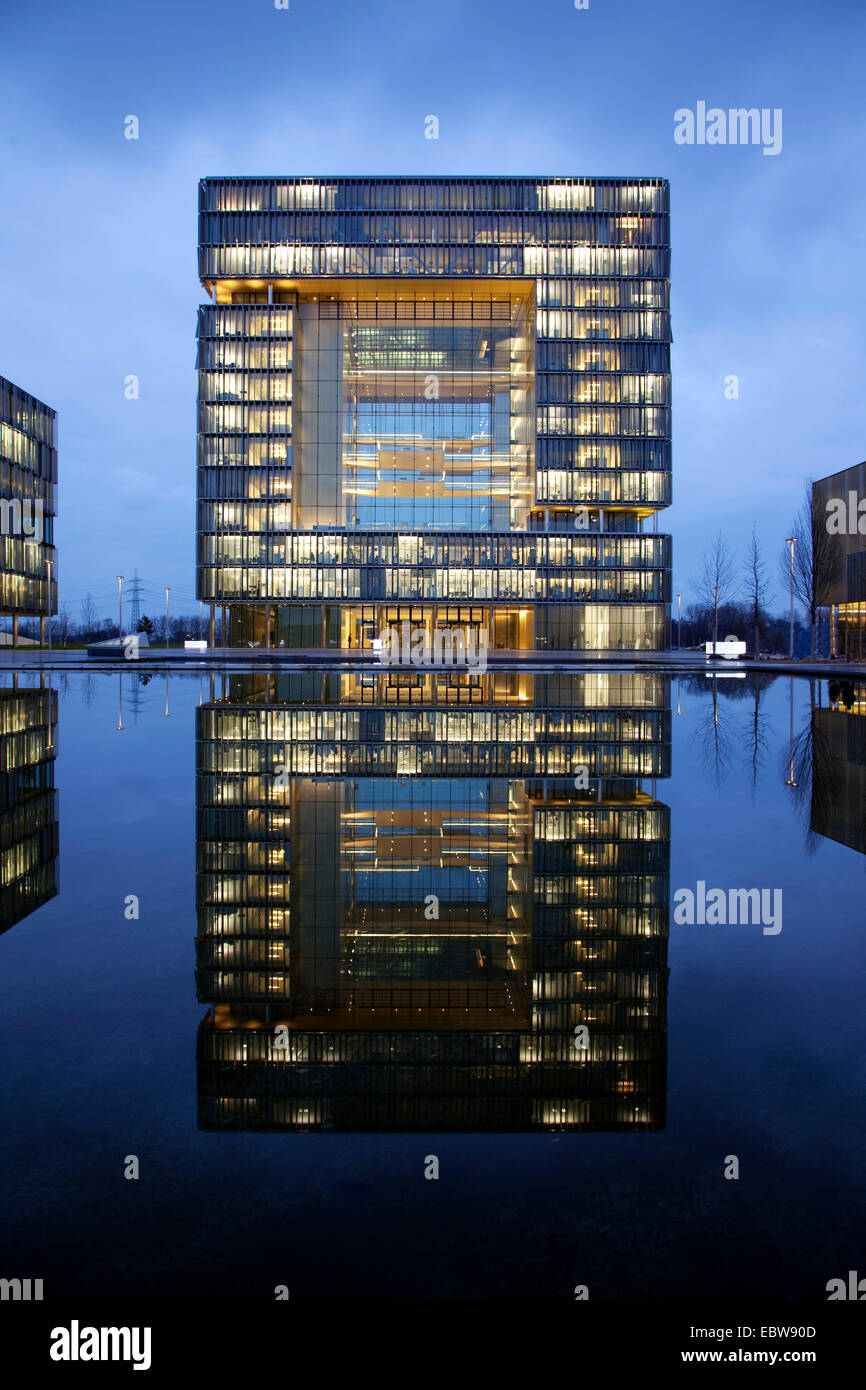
[813,462,866,660]
[195,670,670,1131]
[0,376,57,624]
[197,177,671,650]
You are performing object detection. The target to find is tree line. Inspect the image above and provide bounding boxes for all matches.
[687,480,840,658]
[4,596,220,648]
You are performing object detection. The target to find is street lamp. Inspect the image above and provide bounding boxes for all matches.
[117,575,124,642]
[165,587,171,648]
[785,538,796,658]
[676,592,682,650]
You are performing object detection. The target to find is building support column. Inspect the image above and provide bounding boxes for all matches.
[265,605,271,649]
[12,616,18,648]
[209,605,215,648]
[40,616,45,647]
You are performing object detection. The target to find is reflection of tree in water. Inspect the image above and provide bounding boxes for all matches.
[743,673,774,796]
[784,704,835,856]
[696,677,737,787]
[682,671,776,790]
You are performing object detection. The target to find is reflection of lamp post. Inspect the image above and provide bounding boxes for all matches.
[46,558,53,653]
[786,676,796,786]
[785,537,796,658]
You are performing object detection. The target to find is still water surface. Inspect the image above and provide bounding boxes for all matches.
[1,668,863,1299]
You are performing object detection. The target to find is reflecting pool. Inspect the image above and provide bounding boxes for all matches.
[1,669,864,1299]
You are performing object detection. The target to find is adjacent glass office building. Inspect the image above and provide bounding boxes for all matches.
[197,177,671,651]
[0,376,57,643]
[813,462,866,660]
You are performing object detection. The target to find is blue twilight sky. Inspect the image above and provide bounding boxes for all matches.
[1,0,864,624]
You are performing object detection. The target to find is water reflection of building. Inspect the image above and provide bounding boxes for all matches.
[0,682,59,934]
[196,670,670,1131]
[810,681,866,855]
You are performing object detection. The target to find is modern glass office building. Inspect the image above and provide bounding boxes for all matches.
[197,177,671,651]
[813,462,866,659]
[0,375,57,644]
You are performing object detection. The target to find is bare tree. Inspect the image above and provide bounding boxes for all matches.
[743,526,769,659]
[695,534,736,652]
[80,593,97,634]
[779,479,841,657]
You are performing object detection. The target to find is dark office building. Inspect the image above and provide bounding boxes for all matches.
[813,462,866,659]
[197,177,672,651]
[0,375,57,645]
[195,671,670,1131]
